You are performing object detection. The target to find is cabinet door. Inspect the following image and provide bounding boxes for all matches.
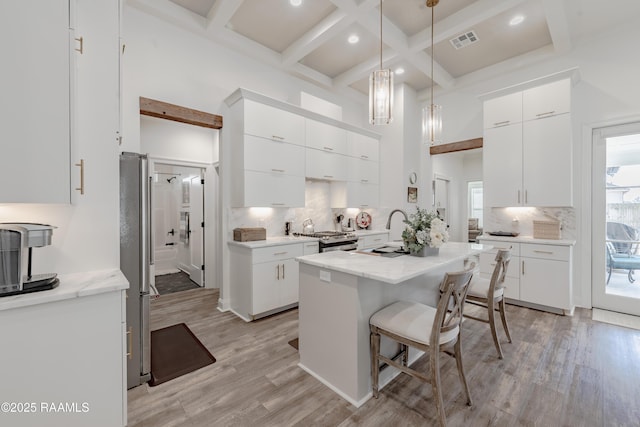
[244,135,305,176]
[520,257,571,309]
[244,100,305,145]
[305,119,348,154]
[242,171,305,207]
[523,79,570,121]
[483,124,523,207]
[347,132,379,162]
[305,149,348,181]
[523,114,572,206]
[483,92,522,129]
[348,158,379,184]
[279,258,300,307]
[252,261,282,314]
[1,0,72,203]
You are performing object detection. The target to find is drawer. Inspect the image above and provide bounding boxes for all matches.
[359,233,389,249]
[521,243,570,261]
[302,241,319,255]
[478,240,520,256]
[253,243,303,264]
[479,252,520,278]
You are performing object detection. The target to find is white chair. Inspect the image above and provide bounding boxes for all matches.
[369,265,475,427]
[464,249,512,359]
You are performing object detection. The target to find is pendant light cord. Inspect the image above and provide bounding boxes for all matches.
[430,2,434,125]
[379,0,383,70]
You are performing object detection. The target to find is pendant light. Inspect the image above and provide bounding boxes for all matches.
[423,0,442,144]
[369,0,393,125]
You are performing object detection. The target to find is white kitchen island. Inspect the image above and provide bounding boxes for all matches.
[296,242,490,407]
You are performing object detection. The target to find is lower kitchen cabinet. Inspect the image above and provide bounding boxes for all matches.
[357,231,390,249]
[479,238,573,314]
[229,242,304,321]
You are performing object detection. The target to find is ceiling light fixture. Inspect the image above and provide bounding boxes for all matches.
[423,0,442,145]
[395,67,405,75]
[369,0,393,125]
[348,34,359,44]
[509,15,524,26]
[290,0,302,6]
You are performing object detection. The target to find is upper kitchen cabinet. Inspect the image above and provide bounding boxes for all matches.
[244,100,305,145]
[1,0,73,203]
[483,92,522,129]
[483,76,574,208]
[305,119,347,154]
[347,132,379,162]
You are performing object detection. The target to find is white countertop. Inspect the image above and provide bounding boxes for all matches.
[478,234,576,246]
[228,235,319,249]
[296,241,490,284]
[0,268,129,312]
[354,229,390,236]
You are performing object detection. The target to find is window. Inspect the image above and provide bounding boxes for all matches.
[468,181,483,227]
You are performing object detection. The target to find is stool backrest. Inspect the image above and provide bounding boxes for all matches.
[491,249,511,291]
[431,263,475,347]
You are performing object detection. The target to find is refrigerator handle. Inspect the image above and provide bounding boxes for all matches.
[140,156,150,294]
[148,175,155,266]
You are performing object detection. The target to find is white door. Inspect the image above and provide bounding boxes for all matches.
[188,174,204,286]
[592,122,640,316]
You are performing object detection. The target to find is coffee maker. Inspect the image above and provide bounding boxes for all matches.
[0,223,58,297]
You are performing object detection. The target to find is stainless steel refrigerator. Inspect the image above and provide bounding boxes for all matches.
[120,152,152,389]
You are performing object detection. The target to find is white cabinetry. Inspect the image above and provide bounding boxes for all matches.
[330,133,380,208]
[306,149,348,181]
[348,132,379,162]
[358,231,390,250]
[306,119,347,153]
[1,0,73,203]
[0,289,126,427]
[479,238,573,314]
[229,99,306,207]
[230,242,304,321]
[483,78,573,208]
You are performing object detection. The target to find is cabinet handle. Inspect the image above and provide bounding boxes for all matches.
[271,168,285,173]
[374,238,382,242]
[126,326,133,359]
[535,111,555,118]
[533,250,554,255]
[323,146,334,151]
[324,175,334,178]
[75,36,84,54]
[271,203,285,206]
[282,264,285,279]
[360,204,369,207]
[361,155,369,159]
[274,251,288,256]
[525,190,528,204]
[361,179,369,183]
[522,260,525,275]
[75,159,85,195]
[276,264,280,280]
[272,135,285,140]
[494,120,510,126]
[517,190,520,204]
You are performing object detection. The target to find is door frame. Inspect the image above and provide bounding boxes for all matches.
[591,121,640,315]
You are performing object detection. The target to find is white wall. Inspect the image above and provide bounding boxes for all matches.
[433,20,640,308]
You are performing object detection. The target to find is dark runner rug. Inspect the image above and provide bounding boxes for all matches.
[149,323,216,386]
[288,338,299,350]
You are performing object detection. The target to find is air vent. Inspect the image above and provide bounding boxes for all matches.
[449,30,479,50]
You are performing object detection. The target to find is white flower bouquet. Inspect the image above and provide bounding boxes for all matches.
[401,207,449,253]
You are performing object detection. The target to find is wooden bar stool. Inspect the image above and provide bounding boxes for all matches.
[369,264,475,427]
[464,249,512,359]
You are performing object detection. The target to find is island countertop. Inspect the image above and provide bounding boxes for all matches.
[296,241,489,285]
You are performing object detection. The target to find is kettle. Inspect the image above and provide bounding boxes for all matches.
[302,218,314,234]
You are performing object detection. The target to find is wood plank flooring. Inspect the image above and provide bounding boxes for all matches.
[128,288,640,426]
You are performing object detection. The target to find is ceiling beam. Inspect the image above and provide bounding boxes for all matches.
[429,138,482,155]
[541,0,572,54]
[140,97,223,129]
[206,0,245,34]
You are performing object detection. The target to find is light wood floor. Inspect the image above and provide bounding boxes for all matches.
[128,288,640,426]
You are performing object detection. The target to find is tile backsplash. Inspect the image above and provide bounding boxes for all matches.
[484,207,576,240]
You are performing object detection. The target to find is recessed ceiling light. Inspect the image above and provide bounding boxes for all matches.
[395,67,405,75]
[290,0,302,6]
[509,15,524,26]
[348,34,359,44]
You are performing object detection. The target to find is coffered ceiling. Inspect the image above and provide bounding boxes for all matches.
[128,0,640,99]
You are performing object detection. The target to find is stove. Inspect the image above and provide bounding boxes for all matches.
[294,230,358,252]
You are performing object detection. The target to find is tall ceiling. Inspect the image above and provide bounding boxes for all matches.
[128,0,640,100]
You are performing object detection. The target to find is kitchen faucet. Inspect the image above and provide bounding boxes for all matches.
[385,209,408,230]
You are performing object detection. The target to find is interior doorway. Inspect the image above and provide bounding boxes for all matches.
[592,122,640,316]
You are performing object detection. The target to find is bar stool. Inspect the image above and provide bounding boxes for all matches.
[464,249,512,359]
[369,264,475,427]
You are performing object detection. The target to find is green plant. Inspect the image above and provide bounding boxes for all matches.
[401,207,449,252]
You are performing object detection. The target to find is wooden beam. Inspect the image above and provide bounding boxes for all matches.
[139,97,223,129]
[429,137,482,155]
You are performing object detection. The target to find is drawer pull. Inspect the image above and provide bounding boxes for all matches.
[361,155,369,159]
[373,238,382,242]
[323,146,334,151]
[272,135,285,140]
[271,203,285,206]
[273,251,288,256]
[271,168,285,173]
[324,175,334,178]
[535,111,555,118]
[494,120,510,126]
[533,250,554,255]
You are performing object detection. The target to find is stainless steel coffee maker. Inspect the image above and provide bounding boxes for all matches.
[0,223,58,297]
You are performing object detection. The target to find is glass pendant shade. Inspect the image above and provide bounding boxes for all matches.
[422,103,442,145]
[369,69,394,125]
